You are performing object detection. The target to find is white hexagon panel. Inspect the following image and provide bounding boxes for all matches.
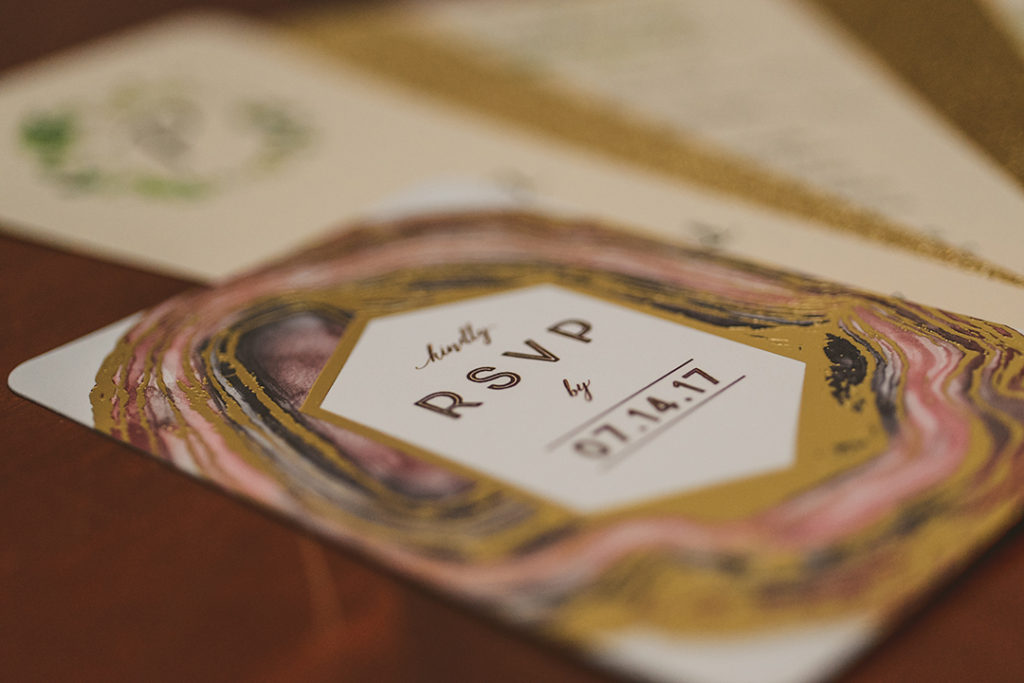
[312,284,805,513]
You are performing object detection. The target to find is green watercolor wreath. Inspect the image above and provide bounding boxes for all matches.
[19,98,313,200]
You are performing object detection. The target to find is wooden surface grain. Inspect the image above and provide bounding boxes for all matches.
[3,1,1024,682]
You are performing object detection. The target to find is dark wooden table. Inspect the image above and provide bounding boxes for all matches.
[4,2,1024,681]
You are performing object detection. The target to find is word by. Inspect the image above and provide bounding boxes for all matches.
[563,378,593,402]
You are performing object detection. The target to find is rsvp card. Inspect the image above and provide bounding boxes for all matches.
[12,195,1024,683]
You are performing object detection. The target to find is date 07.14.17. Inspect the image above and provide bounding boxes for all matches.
[548,360,746,468]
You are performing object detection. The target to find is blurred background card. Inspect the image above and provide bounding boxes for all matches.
[2,4,1021,298]
[288,0,1024,284]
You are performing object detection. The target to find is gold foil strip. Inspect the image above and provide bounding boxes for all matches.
[812,0,1024,191]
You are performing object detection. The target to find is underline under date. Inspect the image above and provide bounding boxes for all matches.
[548,359,747,469]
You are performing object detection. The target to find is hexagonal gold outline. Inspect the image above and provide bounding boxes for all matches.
[300,278,846,523]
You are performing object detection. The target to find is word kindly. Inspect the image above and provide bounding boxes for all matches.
[415,318,592,418]
[415,323,493,370]
[563,378,593,402]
